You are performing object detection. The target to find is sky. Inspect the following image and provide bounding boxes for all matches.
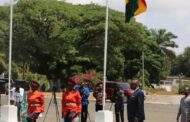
[0,0,18,5]
[1,0,189,55]
[65,0,190,55]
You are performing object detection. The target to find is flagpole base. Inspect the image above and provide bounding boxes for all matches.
[0,105,17,122]
[95,110,113,122]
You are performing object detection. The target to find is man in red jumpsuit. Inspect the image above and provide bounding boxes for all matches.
[62,78,82,122]
[27,81,45,122]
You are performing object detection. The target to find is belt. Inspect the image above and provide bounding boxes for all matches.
[66,103,77,106]
[30,104,42,107]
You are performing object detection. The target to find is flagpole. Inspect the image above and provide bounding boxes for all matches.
[8,0,13,105]
[103,0,109,110]
[142,51,145,89]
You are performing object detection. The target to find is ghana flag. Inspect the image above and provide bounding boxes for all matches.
[125,0,147,22]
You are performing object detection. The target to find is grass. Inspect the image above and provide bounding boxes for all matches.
[146,88,178,95]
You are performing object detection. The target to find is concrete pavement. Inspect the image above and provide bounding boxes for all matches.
[38,97,180,122]
[145,95,182,104]
[0,94,183,122]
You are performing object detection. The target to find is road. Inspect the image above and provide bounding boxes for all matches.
[0,95,179,122]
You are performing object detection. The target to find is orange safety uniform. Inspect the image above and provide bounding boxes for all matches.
[27,91,45,114]
[62,90,82,117]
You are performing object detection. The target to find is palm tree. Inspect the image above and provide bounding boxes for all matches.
[150,29,178,77]
[150,29,178,59]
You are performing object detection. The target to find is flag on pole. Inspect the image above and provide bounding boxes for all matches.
[125,0,147,22]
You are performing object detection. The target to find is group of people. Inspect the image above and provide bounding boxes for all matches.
[93,80,145,122]
[84,80,146,122]
[62,78,146,122]
[10,81,45,122]
[10,78,145,122]
[10,77,190,122]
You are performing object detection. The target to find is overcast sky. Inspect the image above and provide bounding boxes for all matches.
[1,0,189,55]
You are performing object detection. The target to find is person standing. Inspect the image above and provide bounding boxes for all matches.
[27,81,45,122]
[93,83,104,112]
[177,87,190,122]
[80,80,90,122]
[127,80,145,122]
[11,84,24,99]
[112,87,124,122]
[11,85,24,122]
[21,83,30,122]
[62,77,82,122]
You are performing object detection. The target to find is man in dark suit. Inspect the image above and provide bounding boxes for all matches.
[127,80,145,122]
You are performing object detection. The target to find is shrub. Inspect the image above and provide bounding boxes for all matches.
[178,81,190,94]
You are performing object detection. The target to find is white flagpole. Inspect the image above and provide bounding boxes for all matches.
[8,0,13,105]
[103,0,109,110]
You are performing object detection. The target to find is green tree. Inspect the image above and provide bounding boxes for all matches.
[150,29,178,57]
[150,29,178,77]
[0,0,178,86]
[0,53,7,74]
[171,47,190,77]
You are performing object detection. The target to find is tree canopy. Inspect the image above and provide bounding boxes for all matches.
[0,0,178,86]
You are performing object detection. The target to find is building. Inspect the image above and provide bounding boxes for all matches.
[159,76,190,92]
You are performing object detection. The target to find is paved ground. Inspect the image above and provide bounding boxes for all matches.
[0,94,182,122]
[145,95,182,104]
